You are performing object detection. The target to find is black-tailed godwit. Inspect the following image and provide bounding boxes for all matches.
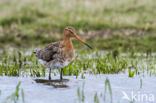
[35,27,92,80]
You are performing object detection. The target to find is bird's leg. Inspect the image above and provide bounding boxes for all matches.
[49,68,52,80]
[60,68,63,80]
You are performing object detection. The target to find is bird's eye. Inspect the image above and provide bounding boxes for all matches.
[68,29,73,33]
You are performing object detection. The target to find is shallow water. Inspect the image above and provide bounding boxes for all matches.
[0,74,156,103]
[0,49,156,103]
[34,78,69,88]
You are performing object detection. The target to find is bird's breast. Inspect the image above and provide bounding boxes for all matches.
[64,49,75,62]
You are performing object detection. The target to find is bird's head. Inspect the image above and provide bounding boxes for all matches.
[64,27,92,49]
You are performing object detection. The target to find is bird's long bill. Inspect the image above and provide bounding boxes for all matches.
[73,33,92,49]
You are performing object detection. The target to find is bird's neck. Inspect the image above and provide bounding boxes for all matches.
[62,36,74,51]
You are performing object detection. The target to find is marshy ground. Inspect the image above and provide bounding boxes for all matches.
[0,49,156,103]
[0,0,156,103]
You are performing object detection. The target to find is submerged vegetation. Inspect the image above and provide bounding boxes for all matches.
[77,78,113,103]
[0,49,156,77]
[1,82,25,103]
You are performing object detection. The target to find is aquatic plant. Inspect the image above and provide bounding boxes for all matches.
[76,78,113,103]
[140,79,142,89]
[2,82,25,103]
[128,68,135,78]
[0,49,156,78]
[77,83,85,103]
[104,78,113,103]
[94,92,100,103]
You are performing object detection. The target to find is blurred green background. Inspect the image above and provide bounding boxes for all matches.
[0,0,156,52]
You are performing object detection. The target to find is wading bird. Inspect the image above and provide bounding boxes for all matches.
[35,27,92,80]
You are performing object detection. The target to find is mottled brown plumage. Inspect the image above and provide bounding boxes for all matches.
[35,27,92,80]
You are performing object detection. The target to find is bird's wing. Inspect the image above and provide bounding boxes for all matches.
[36,41,63,62]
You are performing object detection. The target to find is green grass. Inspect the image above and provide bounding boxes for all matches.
[0,0,156,77]
[0,33,156,52]
[77,78,113,103]
[0,49,156,77]
[2,82,25,103]
[0,0,156,31]
[104,78,113,103]
[85,34,156,52]
[0,0,156,52]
